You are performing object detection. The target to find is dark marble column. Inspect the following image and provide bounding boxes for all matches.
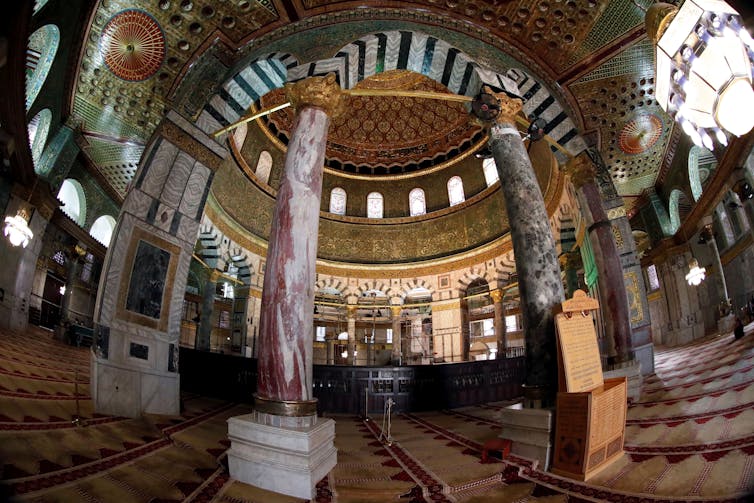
[567,153,633,365]
[490,288,506,359]
[347,305,357,366]
[255,75,344,416]
[487,89,565,404]
[562,252,582,299]
[195,269,220,351]
[391,306,402,365]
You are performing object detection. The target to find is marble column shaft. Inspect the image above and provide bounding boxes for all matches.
[488,107,564,399]
[256,106,329,403]
[347,306,357,365]
[490,289,506,358]
[391,306,402,364]
[196,270,220,351]
[575,179,633,364]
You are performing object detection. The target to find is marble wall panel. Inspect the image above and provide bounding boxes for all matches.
[139,141,178,200]
[161,151,194,210]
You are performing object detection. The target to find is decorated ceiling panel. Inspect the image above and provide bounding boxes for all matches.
[70,0,692,222]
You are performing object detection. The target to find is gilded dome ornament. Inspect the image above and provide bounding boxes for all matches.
[100,9,166,82]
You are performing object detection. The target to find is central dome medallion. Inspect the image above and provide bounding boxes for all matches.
[261,70,484,175]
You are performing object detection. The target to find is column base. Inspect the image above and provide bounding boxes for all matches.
[227,413,337,500]
[717,313,737,335]
[603,359,642,403]
[497,404,554,470]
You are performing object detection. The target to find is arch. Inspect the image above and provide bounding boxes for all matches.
[447,176,465,206]
[668,189,692,235]
[255,150,272,184]
[27,108,52,165]
[198,53,298,133]
[227,252,253,287]
[290,31,519,98]
[26,25,60,110]
[409,188,426,216]
[329,187,347,215]
[688,146,717,201]
[89,215,116,247]
[57,179,86,226]
[482,158,499,187]
[367,192,383,218]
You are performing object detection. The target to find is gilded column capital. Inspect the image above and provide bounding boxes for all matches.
[565,152,596,189]
[390,306,402,317]
[284,73,346,119]
[489,289,503,304]
[346,305,358,317]
[481,86,523,126]
[208,269,224,282]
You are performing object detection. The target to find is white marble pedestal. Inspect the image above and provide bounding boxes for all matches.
[227,413,337,500]
[498,404,554,470]
[604,359,642,403]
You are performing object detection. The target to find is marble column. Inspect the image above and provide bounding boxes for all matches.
[562,252,582,299]
[227,75,341,500]
[391,306,402,365]
[567,153,634,366]
[195,269,221,351]
[61,248,83,324]
[347,305,357,365]
[701,224,729,303]
[487,88,565,405]
[490,289,506,358]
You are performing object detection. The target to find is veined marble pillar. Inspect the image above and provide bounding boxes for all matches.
[487,89,564,404]
[227,75,341,500]
[391,306,402,365]
[490,289,506,359]
[195,269,221,351]
[567,153,633,366]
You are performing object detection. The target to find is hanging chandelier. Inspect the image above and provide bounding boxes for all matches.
[4,207,34,248]
[685,257,707,285]
[648,1,754,149]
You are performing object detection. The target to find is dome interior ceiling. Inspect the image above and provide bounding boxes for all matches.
[69,0,731,217]
[261,71,484,175]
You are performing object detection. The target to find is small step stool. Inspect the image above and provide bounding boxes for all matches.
[481,437,511,463]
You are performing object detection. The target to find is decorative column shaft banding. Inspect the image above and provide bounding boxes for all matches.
[487,90,564,402]
[567,153,634,365]
[256,75,344,415]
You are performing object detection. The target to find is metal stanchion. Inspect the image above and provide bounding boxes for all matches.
[71,368,82,427]
[379,398,394,446]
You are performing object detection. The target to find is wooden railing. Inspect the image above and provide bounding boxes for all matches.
[179,347,526,415]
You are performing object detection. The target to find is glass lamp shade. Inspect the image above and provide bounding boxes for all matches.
[685,258,707,286]
[653,0,754,141]
[4,211,34,248]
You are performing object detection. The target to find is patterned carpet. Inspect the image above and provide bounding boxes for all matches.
[0,324,752,502]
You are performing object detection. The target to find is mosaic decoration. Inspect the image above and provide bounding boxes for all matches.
[100,10,165,81]
[25,24,59,110]
[618,114,663,155]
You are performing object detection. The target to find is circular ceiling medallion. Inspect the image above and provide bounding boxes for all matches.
[618,114,663,155]
[100,9,165,81]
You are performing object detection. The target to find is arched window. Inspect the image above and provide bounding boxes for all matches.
[33,0,50,15]
[57,179,86,226]
[232,123,248,150]
[26,25,60,110]
[256,151,272,184]
[329,187,347,215]
[482,158,499,186]
[367,192,383,218]
[447,176,465,206]
[409,188,426,216]
[28,108,51,165]
[89,215,116,247]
